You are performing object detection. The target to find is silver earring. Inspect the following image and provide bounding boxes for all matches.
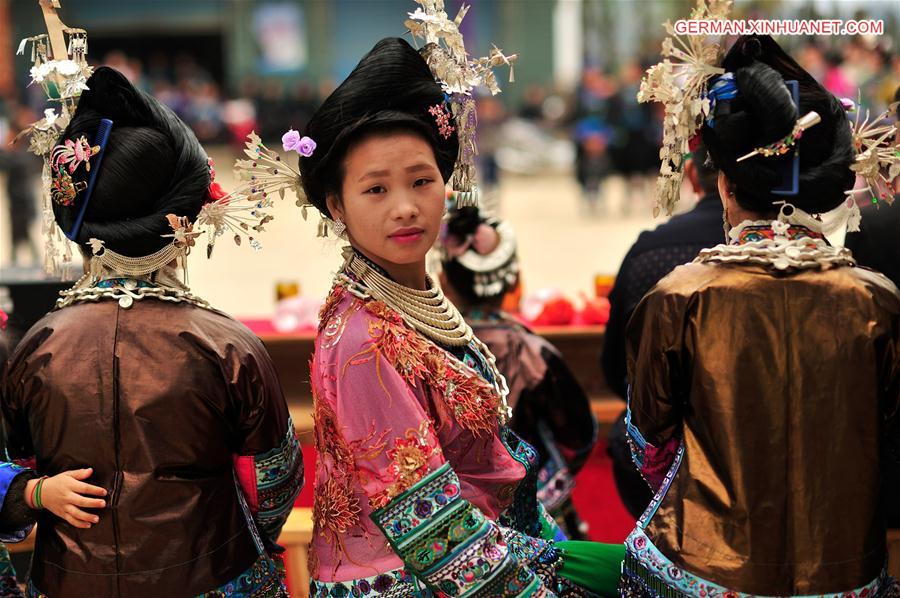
[332,218,347,238]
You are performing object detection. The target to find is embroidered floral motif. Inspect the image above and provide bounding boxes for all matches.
[371,464,542,597]
[312,369,356,472]
[197,554,287,597]
[253,421,304,538]
[315,477,361,537]
[366,420,443,509]
[310,371,363,577]
[733,223,824,246]
[318,285,345,329]
[354,293,500,435]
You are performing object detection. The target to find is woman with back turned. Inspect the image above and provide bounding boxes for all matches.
[1,66,302,597]
[621,31,900,597]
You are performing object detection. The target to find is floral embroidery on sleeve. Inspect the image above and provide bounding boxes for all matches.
[363,420,443,510]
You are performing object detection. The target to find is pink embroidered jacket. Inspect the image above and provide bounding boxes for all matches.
[308,284,551,592]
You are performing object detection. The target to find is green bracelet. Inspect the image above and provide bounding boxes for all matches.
[34,477,46,510]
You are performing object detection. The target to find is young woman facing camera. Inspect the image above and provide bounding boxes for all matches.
[325,131,445,289]
[238,5,624,591]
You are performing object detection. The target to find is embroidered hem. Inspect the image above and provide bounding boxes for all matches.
[620,527,893,598]
[309,568,421,597]
[26,554,286,598]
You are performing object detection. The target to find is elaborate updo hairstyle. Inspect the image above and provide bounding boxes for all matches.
[298,37,459,219]
[702,35,854,214]
[52,67,210,256]
[442,206,518,306]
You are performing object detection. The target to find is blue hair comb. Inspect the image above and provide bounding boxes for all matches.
[66,118,113,241]
[771,80,800,197]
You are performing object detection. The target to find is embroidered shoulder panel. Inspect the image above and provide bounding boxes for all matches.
[323,284,502,436]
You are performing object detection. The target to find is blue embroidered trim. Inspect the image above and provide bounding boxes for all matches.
[625,385,648,469]
[498,427,542,538]
[638,442,685,530]
[370,463,542,596]
[95,278,154,289]
[309,568,425,597]
[254,418,304,539]
[195,554,286,597]
[622,527,893,598]
[0,544,22,597]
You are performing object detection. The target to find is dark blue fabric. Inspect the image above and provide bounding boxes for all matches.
[0,462,34,543]
[601,195,723,399]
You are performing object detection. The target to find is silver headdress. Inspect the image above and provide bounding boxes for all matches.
[405,0,517,207]
[16,0,92,274]
[637,0,733,217]
[844,100,900,211]
[16,1,277,282]
[446,217,519,298]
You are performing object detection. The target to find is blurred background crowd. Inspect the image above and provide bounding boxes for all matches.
[0,0,898,308]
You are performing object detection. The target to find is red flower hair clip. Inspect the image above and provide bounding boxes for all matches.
[205,158,228,203]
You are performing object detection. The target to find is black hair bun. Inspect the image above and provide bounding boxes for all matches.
[299,37,458,218]
[52,66,209,256]
[702,35,853,214]
[446,206,483,242]
[68,66,152,125]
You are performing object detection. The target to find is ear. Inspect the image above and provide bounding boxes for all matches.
[325,193,343,221]
[684,157,700,194]
[717,171,734,208]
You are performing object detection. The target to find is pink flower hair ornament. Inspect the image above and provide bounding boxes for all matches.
[49,135,101,206]
[428,103,455,140]
[51,135,100,174]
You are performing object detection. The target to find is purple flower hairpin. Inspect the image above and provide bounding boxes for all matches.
[428,104,455,140]
[282,128,316,157]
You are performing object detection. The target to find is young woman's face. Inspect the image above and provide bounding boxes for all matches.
[327,132,445,277]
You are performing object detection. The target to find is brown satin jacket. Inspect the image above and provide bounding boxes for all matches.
[626,261,900,594]
[1,299,290,597]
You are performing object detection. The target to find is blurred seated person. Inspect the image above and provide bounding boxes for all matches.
[440,205,597,539]
[601,141,723,518]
